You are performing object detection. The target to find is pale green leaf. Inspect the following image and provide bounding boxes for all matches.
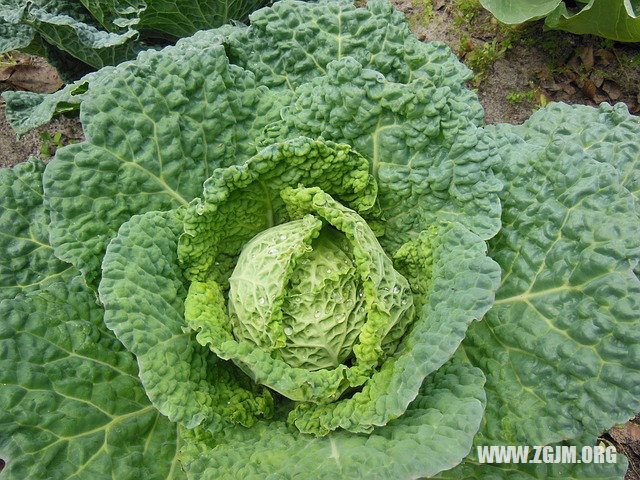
[479,0,562,24]
[547,0,640,42]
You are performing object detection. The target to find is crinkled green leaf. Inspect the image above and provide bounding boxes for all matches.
[186,187,415,414]
[0,157,74,301]
[464,106,640,447]
[438,462,627,480]
[78,0,145,31]
[0,276,185,480]
[229,0,479,114]
[179,358,486,480]
[497,102,640,204]
[2,77,91,135]
[0,0,144,70]
[260,56,502,248]
[179,137,376,284]
[4,0,481,135]
[489,101,640,282]
[45,42,280,287]
[99,208,273,432]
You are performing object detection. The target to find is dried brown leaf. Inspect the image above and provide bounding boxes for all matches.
[4,62,62,93]
[610,422,640,446]
[579,45,594,70]
[590,71,604,88]
[595,48,616,66]
[581,79,597,99]
[601,80,622,100]
[568,55,581,71]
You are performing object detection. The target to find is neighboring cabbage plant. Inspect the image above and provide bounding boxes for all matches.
[0,0,271,81]
[0,1,639,479]
[480,0,640,41]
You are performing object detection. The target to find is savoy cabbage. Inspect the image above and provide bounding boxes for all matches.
[0,1,639,479]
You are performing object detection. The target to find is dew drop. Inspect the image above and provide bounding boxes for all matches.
[326,268,332,274]
[214,261,220,266]
[382,287,389,292]
[401,299,408,305]
[358,290,364,298]
[302,259,309,264]
[196,204,205,215]
[268,249,278,255]
[284,327,293,335]
[280,234,287,241]
[258,297,266,305]
[295,296,302,303]
[251,254,256,259]
[358,307,365,314]
[332,292,342,301]
[314,311,321,319]
[393,286,400,294]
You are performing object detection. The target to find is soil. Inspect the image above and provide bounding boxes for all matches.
[0,1,639,478]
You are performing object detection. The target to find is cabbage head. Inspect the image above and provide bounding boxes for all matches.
[1,1,639,479]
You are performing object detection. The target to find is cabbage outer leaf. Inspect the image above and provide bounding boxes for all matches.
[0,277,184,480]
[463,103,640,448]
[0,157,74,301]
[178,358,486,480]
[0,19,33,52]
[478,0,562,24]
[498,102,640,204]
[3,0,482,137]
[99,208,273,432]
[228,0,481,117]
[44,43,280,287]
